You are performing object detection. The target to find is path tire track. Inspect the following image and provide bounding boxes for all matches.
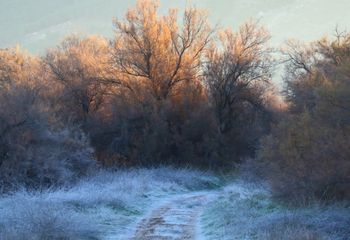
[130,193,211,240]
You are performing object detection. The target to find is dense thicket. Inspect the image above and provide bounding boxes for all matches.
[259,33,350,202]
[0,0,274,189]
[1,1,349,204]
[0,48,96,191]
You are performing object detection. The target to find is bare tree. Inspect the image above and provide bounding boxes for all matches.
[45,36,112,125]
[204,21,273,134]
[0,47,37,88]
[282,40,318,76]
[282,29,350,113]
[111,0,213,102]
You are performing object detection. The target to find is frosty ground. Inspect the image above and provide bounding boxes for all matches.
[0,168,349,240]
[0,168,220,240]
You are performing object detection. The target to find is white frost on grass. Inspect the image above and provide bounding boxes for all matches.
[201,181,350,240]
[0,167,219,240]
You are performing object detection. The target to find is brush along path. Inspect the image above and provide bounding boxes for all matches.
[129,192,213,240]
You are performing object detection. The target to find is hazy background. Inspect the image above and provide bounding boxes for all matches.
[1,0,350,53]
[1,0,350,86]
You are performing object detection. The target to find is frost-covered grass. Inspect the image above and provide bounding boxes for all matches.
[201,181,350,240]
[0,167,220,240]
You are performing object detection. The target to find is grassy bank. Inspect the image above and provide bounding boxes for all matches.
[201,181,350,240]
[0,167,219,240]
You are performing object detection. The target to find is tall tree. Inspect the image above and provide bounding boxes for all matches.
[204,22,273,135]
[111,0,213,102]
[45,36,111,125]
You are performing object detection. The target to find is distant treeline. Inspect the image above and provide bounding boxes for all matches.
[0,0,349,203]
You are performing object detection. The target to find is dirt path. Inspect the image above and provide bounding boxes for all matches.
[129,193,211,240]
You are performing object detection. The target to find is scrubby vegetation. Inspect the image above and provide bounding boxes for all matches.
[0,48,96,192]
[258,33,350,203]
[1,0,350,239]
[0,0,275,191]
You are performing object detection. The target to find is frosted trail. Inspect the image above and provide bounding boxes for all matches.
[129,192,214,240]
